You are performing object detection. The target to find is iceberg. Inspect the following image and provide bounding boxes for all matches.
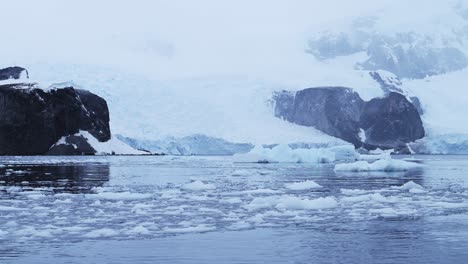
[233,144,357,164]
[334,158,423,172]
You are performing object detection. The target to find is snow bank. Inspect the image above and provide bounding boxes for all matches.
[334,158,423,172]
[284,180,322,191]
[181,180,216,191]
[233,144,356,163]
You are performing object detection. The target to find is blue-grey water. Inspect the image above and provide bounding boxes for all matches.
[1,155,468,264]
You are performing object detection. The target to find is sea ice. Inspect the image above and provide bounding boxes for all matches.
[284,180,322,191]
[181,180,216,191]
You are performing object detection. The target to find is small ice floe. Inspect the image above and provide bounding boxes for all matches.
[399,181,426,193]
[231,170,250,176]
[87,192,153,200]
[245,195,337,211]
[334,158,423,172]
[162,224,216,234]
[275,196,338,210]
[83,228,119,238]
[284,180,322,191]
[220,197,243,204]
[181,180,216,191]
[340,189,368,196]
[126,225,151,235]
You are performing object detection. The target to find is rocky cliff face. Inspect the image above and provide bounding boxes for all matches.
[274,87,425,151]
[0,66,28,81]
[0,67,110,155]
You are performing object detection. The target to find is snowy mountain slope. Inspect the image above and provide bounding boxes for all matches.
[0,0,467,152]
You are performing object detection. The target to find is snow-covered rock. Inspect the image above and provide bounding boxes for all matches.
[0,71,111,155]
[274,87,424,151]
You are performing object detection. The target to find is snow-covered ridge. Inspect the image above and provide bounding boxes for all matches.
[307,1,468,79]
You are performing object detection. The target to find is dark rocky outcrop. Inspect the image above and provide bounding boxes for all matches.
[274,87,364,146]
[0,66,29,81]
[273,87,425,151]
[0,73,110,155]
[360,92,425,149]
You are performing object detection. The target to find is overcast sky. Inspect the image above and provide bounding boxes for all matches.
[1,0,463,79]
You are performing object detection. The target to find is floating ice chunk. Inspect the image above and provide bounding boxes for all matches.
[245,195,337,211]
[87,192,152,200]
[231,170,250,176]
[335,158,423,172]
[340,193,397,204]
[329,145,359,161]
[127,225,151,235]
[220,197,242,204]
[334,161,372,172]
[162,224,216,233]
[399,181,425,192]
[240,189,281,195]
[340,189,368,195]
[276,196,338,210]
[284,180,322,191]
[83,228,119,238]
[0,205,23,211]
[369,207,399,217]
[245,196,281,211]
[233,144,336,163]
[15,227,53,238]
[227,221,251,230]
[409,188,427,194]
[181,180,216,191]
